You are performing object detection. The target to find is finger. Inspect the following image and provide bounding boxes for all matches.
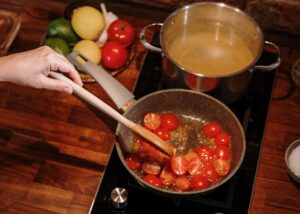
[40,76,74,94]
[49,54,83,86]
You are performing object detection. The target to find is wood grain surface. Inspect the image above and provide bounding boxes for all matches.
[0,0,300,214]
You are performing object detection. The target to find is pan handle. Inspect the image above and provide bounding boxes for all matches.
[67,51,135,110]
[139,23,163,53]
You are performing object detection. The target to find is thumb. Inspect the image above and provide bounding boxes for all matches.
[40,76,73,94]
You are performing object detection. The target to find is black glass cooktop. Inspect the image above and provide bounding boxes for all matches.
[90,33,277,214]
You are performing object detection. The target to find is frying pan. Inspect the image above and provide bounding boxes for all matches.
[64,51,246,196]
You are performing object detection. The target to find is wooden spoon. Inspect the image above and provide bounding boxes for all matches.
[50,72,175,157]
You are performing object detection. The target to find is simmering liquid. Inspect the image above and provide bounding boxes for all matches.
[167,32,255,76]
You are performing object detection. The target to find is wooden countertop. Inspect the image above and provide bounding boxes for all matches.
[0,1,299,213]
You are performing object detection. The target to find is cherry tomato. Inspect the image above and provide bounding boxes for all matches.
[194,146,214,163]
[101,41,129,69]
[214,145,231,161]
[125,155,141,170]
[213,159,231,177]
[191,175,210,191]
[187,157,204,176]
[175,175,191,191]
[160,164,176,186]
[203,122,222,138]
[143,174,162,187]
[160,113,179,131]
[170,156,188,175]
[202,164,220,184]
[143,112,161,130]
[214,132,231,147]
[141,161,162,175]
[153,127,171,141]
[107,19,135,47]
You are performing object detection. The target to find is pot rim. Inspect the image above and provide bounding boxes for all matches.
[116,89,246,196]
[159,2,264,78]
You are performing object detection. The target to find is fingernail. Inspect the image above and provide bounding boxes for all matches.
[64,87,72,94]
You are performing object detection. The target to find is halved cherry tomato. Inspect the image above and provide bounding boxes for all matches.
[213,159,231,177]
[101,41,129,69]
[160,113,179,131]
[194,146,214,163]
[143,174,162,187]
[170,156,188,175]
[125,155,141,170]
[141,161,162,175]
[143,113,161,130]
[191,175,210,191]
[175,175,191,191]
[203,122,222,138]
[203,163,220,184]
[214,145,231,161]
[107,19,135,47]
[153,127,171,141]
[187,156,204,176]
[160,163,176,186]
[214,132,231,147]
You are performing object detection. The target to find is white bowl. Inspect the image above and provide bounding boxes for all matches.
[285,139,300,183]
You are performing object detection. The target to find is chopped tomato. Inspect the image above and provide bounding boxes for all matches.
[141,161,162,175]
[203,163,220,184]
[160,113,179,131]
[194,146,214,163]
[214,132,231,147]
[143,174,162,187]
[214,145,231,161]
[143,113,161,131]
[203,122,222,138]
[160,163,176,186]
[191,175,210,191]
[175,175,191,191]
[213,159,231,177]
[170,156,188,175]
[153,127,171,141]
[125,155,141,171]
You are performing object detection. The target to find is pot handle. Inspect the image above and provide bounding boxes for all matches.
[139,23,163,53]
[252,41,281,71]
[67,51,135,111]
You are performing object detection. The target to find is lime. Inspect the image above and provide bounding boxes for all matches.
[47,18,80,44]
[73,40,101,64]
[44,37,70,56]
[71,6,104,40]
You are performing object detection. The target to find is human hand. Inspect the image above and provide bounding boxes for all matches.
[0,46,83,94]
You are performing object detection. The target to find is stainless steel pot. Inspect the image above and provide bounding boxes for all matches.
[140,2,281,103]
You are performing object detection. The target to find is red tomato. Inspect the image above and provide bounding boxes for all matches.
[191,175,210,191]
[125,155,141,170]
[214,145,231,161]
[143,174,162,187]
[141,161,162,175]
[187,157,204,176]
[170,156,188,175]
[213,159,231,177]
[214,132,231,147]
[107,19,135,47]
[203,122,222,138]
[203,163,220,184]
[153,127,171,141]
[143,113,161,130]
[175,175,191,191]
[101,41,129,69]
[194,146,214,163]
[160,164,176,186]
[160,113,179,131]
